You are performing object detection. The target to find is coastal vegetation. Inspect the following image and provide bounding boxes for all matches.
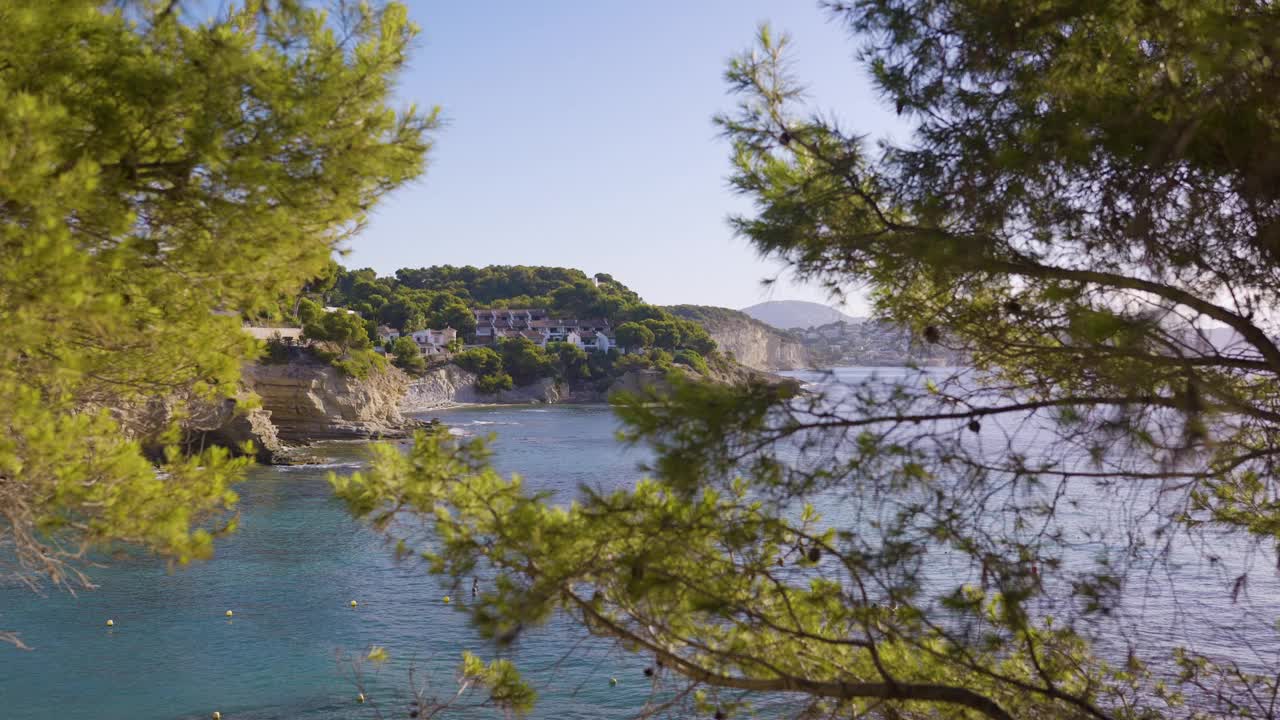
[338,2,1280,719]
[285,263,723,389]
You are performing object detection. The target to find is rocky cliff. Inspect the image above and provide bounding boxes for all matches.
[241,361,415,442]
[168,353,787,462]
[115,391,292,465]
[666,305,808,371]
[403,365,574,410]
[184,397,290,463]
[402,361,792,410]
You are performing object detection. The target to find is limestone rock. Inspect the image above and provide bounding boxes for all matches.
[665,305,807,371]
[401,364,484,409]
[403,365,568,408]
[242,361,413,442]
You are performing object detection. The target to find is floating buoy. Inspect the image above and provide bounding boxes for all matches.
[350,600,358,608]
[105,619,114,627]
[610,677,618,686]
[225,610,234,618]
[442,596,451,604]
[356,693,366,704]
[212,712,221,720]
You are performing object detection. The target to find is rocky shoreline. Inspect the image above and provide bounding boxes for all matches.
[173,359,790,465]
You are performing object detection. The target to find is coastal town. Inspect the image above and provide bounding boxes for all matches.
[245,307,617,358]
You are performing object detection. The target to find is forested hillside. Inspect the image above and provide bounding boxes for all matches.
[256,263,734,389]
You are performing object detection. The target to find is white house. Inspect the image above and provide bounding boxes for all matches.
[323,306,360,316]
[409,327,457,356]
[588,331,612,353]
[377,325,401,345]
[569,330,614,352]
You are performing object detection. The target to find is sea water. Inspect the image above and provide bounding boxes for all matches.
[3,369,1278,718]
[0,404,653,720]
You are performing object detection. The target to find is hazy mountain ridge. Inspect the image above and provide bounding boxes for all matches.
[740,300,859,330]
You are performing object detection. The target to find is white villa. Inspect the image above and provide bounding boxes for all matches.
[323,306,360,315]
[377,325,456,356]
[410,327,457,356]
[377,325,400,344]
[472,308,613,352]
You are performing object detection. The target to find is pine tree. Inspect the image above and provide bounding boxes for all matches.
[0,0,432,632]
[337,1,1280,717]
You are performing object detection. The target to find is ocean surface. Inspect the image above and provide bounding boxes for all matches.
[2,367,1278,719]
[0,404,654,720]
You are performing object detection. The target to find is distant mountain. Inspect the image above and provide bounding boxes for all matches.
[740,300,859,330]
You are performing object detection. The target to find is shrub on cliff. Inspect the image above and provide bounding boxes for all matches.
[389,337,427,374]
[454,347,514,394]
[672,349,709,376]
[474,372,515,395]
[614,353,652,373]
[614,322,654,351]
[328,350,388,380]
[547,342,591,382]
[496,338,555,386]
[454,347,503,376]
[304,311,373,353]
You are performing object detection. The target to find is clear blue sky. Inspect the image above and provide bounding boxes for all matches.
[345,1,907,312]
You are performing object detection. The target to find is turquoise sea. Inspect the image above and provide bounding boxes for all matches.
[1,404,654,720]
[3,367,1279,718]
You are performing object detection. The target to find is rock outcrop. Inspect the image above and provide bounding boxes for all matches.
[161,352,795,462]
[403,366,569,410]
[402,362,794,410]
[667,305,808,371]
[605,368,674,397]
[241,361,415,442]
[110,388,296,464]
[119,360,423,464]
[402,364,485,409]
[186,397,291,463]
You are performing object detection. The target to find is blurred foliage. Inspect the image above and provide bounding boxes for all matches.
[0,0,430,613]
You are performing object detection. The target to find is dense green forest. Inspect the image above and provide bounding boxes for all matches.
[259,263,723,386]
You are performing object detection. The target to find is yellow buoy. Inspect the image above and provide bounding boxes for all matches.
[225,610,233,618]
[105,619,114,627]
[610,677,618,686]
[356,693,366,704]
[212,712,221,720]
[350,600,358,608]
[442,595,451,604]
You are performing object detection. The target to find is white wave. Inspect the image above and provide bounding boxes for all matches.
[275,461,364,472]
